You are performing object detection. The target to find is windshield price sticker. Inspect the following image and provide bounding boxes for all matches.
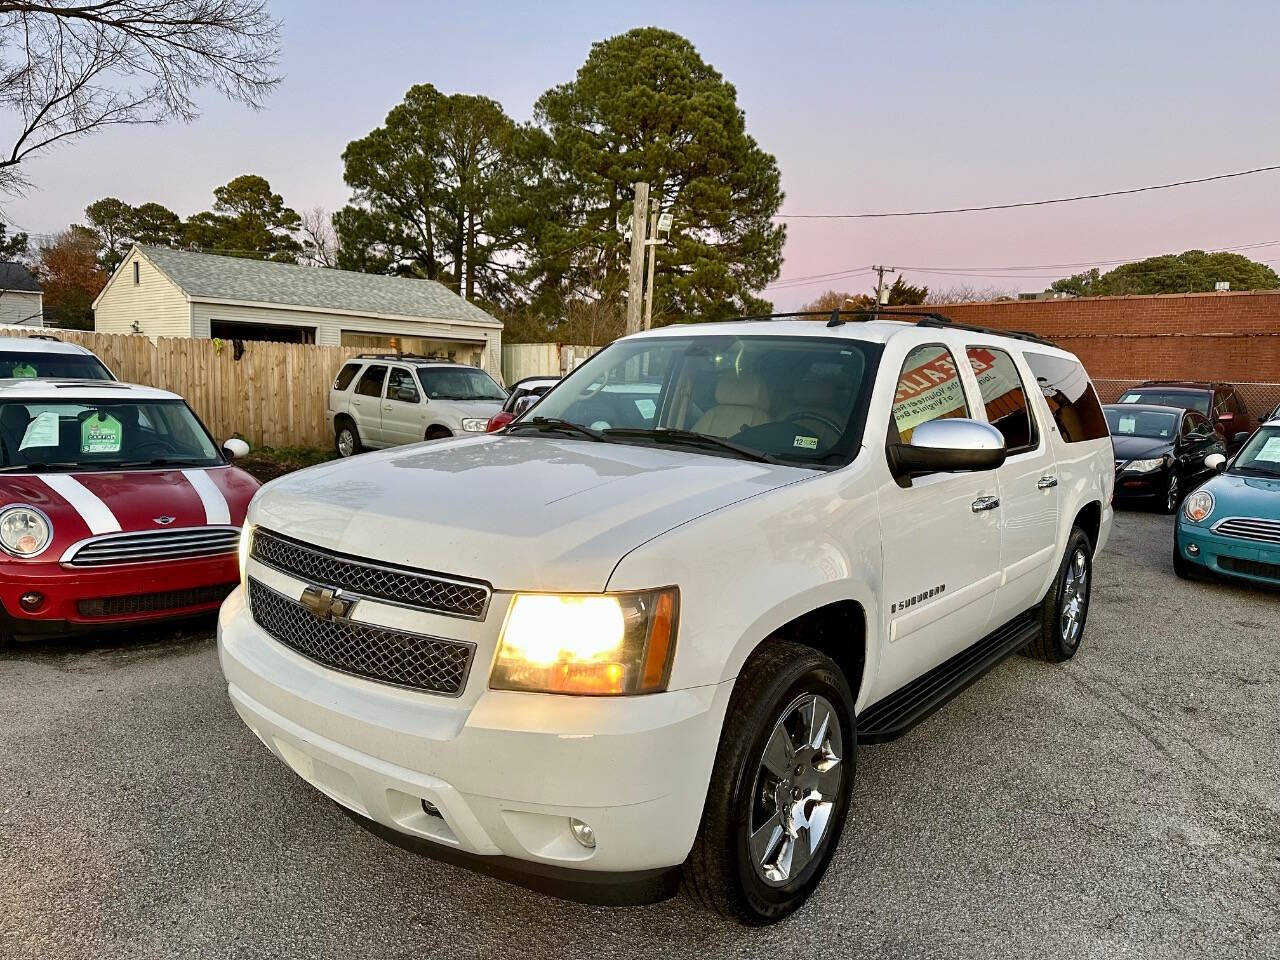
[18,411,59,450]
[1118,416,1137,434]
[81,413,123,454]
[793,435,818,450]
[1257,437,1280,463]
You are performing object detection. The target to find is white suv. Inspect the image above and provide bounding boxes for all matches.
[220,312,1113,924]
[328,354,507,455]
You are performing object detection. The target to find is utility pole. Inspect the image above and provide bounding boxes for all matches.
[625,181,650,335]
[872,264,896,305]
[643,207,659,330]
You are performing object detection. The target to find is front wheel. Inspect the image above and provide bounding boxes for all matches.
[334,420,362,458]
[1024,528,1093,662]
[1160,473,1180,514]
[684,641,855,925]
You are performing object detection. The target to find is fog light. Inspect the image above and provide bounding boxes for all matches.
[1187,543,1200,557]
[420,798,442,819]
[19,591,43,611]
[569,818,596,849]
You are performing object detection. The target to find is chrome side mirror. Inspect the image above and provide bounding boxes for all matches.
[223,438,251,460]
[888,418,1007,482]
[1204,453,1226,472]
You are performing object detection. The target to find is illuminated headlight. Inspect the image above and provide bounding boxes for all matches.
[1126,457,1167,473]
[238,524,254,583]
[461,418,489,433]
[492,588,678,695]
[0,505,52,557]
[1183,490,1215,524]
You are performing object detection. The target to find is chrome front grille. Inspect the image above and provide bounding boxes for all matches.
[1213,516,1280,544]
[64,526,241,566]
[249,528,490,620]
[247,578,474,696]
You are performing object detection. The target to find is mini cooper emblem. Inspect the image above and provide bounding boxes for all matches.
[153,516,176,525]
[299,585,355,621]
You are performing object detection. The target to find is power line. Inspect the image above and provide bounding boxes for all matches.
[774,162,1280,219]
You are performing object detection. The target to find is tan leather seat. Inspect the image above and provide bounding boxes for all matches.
[692,373,771,437]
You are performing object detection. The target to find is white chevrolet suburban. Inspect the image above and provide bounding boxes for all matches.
[219,311,1114,924]
[328,354,507,456]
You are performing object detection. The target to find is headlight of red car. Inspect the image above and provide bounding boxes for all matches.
[0,505,52,557]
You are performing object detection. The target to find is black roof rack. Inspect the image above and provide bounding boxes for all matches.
[353,352,457,362]
[725,307,1057,347]
[1129,380,1226,388]
[24,333,61,341]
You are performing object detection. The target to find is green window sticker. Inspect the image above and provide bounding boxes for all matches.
[81,413,122,454]
[793,435,819,450]
[11,362,36,378]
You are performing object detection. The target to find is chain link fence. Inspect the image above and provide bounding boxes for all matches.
[1092,379,1280,420]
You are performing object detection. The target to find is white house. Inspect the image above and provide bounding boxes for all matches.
[92,245,503,375]
[0,262,43,328]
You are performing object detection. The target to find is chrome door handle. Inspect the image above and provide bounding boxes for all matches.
[971,496,1001,513]
[382,404,392,411]
[1037,475,1059,489]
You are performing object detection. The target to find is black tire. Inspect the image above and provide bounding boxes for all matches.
[0,633,11,653]
[1159,473,1180,514]
[1024,528,1093,663]
[684,641,855,925]
[1173,536,1195,580]
[424,426,453,441]
[334,418,362,457]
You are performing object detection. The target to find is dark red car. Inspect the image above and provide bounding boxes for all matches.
[0,380,258,648]
[1116,380,1255,454]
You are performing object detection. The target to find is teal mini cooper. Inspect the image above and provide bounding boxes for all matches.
[1175,418,1280,586]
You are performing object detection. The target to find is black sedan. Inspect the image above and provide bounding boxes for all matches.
[1105,403,1226,513]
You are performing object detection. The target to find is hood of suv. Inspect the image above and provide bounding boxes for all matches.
[250,435,810,591]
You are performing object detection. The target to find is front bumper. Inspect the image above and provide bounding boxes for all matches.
[1113,467,1170,502]
[217,586,733,889]
[0,552,239,635]
[1175,520,1280,586]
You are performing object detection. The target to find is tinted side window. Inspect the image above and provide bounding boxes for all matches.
[1023,353,1108,443]
[966,346,1038,453]
[1182,412,1210,438]
[354,364,387,398]
[891,344,969,443]
[334,363,361,391]
[386,367,420,403]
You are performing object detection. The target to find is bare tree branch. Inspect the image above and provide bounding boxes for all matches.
[0,0,281,194]
[297,205,336,267]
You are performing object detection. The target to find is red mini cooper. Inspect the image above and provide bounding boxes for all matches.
[0,379,259,648]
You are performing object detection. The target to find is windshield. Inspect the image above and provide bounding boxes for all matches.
[418,367,507,401]
[0,350,113,381]
[1105,407,1178,440]
[1117,390,1209,414]
[0,398,220,470]
[518,334,882,467]
[1231,426,1280,477]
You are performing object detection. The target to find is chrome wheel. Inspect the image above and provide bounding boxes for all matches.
[748,693,844,887]
[1165,474,1179,513]
[1060,547,1089,646]
[337,427,355,457]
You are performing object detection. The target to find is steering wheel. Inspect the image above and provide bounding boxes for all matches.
[130,438,178,458]
[784,413,843,441]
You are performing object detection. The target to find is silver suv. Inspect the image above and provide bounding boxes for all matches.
[329,354,507,456]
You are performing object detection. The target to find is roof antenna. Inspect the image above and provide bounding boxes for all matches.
[827,308,844,328]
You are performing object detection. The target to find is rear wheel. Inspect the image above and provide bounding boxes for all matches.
[1024,528,1093,663]
[424,426,453,441]
[684,641,855,925]
[334,419,362,457]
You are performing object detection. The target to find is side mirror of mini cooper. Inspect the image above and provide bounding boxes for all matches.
[512,394,540,418]
[887,418,1007,484]
[1204,452,1227,472]
[223,437,251,460]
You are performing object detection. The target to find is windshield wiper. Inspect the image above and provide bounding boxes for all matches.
[604,428,784,465]
[506,417,613,442]
[115,457,207,468]
[0,461,81,473]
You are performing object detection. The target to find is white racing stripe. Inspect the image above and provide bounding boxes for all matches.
[38,474,122,535]
[183,469,231,525]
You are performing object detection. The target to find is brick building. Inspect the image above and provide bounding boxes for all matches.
[905,290,1280,411]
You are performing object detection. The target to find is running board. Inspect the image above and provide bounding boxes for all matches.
[857,608,1040,744]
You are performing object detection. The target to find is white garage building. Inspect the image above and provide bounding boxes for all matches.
[93,245,503,376]
[0,262,44,327]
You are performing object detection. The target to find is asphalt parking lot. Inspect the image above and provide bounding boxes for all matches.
[2,510,1277,960]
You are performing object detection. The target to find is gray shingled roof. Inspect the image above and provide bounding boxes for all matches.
[0,261,40,293]
[139,245,500,327]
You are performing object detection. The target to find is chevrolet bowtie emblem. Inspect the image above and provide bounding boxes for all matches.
[299,585,355,621]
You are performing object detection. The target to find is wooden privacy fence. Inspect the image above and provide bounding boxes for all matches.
[11,330,366,449]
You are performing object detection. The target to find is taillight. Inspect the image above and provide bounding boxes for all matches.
[487,411,514,432]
